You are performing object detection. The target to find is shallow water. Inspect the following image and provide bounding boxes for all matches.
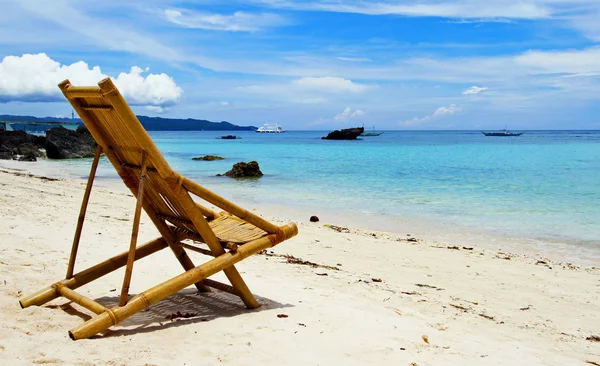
[10,130,599,265]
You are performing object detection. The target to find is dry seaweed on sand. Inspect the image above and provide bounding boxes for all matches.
[479,313,495,321]
[165,311,198,321]
[260,252,340,270]
[415,283,444,290]
[323,224,350,233]
[0,169,60,181]
[450,304,469,312]
[401,291,420,296]
[283,254,340,270]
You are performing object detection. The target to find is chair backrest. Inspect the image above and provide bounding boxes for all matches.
[58,78,210,236]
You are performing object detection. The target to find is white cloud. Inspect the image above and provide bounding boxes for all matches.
[113,66,182,107]
[515,46,600,75]
[245,0,600,42]
[16,0,183,63]
[299,97,328,104]
[292,76,369,93]
[463,86,488,95]
[249,0,552,19]
[236,76,370,105]
[433,104,461,116]
[403,104,461,126]
[334,107,365,121]
[164,8,288,32]
[145,106,167,113]
[0,53,182,106]
[337,57,373,62]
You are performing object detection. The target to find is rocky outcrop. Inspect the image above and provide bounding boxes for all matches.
[44,126,97,159]
[0,130,44,161]
[321,127,364,140]
[217,161,263,178]
[192,155,225,161]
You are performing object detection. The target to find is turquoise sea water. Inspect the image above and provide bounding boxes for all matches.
[28,130,600,265]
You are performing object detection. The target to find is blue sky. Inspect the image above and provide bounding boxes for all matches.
[1,0,599,130]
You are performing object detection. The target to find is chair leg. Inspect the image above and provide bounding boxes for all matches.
[222,266,260,309]
[168,186,260,308]
[66,145,103,279]
[119,151,148,306]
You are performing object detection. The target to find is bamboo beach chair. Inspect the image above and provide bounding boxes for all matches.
[19,78,298,340]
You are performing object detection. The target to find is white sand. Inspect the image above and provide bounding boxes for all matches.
[0,168,599,365]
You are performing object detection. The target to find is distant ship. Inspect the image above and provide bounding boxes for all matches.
[481,128,524,137]
[217,135,241,139]
[256,123,285,133]
[360,126,383,137]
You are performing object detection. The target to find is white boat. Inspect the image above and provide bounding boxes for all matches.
[256,123,285,133]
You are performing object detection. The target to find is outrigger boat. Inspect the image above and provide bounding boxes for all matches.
[360,126,383,137]
[481,127,524,136]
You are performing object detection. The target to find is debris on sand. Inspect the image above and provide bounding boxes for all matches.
[416,283,444,291]
[323,224,350,233]
[478,313,495,321]
[165,311,198,321]
[271,253,340,271]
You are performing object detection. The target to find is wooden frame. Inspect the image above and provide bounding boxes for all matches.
[19,78,298,340]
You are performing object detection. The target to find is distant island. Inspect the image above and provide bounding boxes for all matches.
[0,114,257,131]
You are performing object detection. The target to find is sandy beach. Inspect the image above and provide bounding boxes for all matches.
[0,167,599,365]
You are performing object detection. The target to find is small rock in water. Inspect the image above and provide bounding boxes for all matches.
[217,161,263,178]
[192,155,225,161]
[310,216,319,222]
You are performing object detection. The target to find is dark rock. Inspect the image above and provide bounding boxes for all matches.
[0,130,31,150]
[45,126,97,159]
[18,151,37,161]
[33,135,46,147]
[17,143,43,157]
[322,127,364,140]
[218,161,263,178]
[310,216,319,222]
[192,155,225,161]
[76,125,89,134]
[0,130,44,160]
[0,150,13,160]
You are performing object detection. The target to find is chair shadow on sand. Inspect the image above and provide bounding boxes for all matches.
[51,288,292,338]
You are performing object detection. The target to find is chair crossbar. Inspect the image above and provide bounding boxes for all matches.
[81,105,114,111]
[203,279,239,295]
[121,163,158,172]
[54,284,107,315]
[180,242,215,257]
